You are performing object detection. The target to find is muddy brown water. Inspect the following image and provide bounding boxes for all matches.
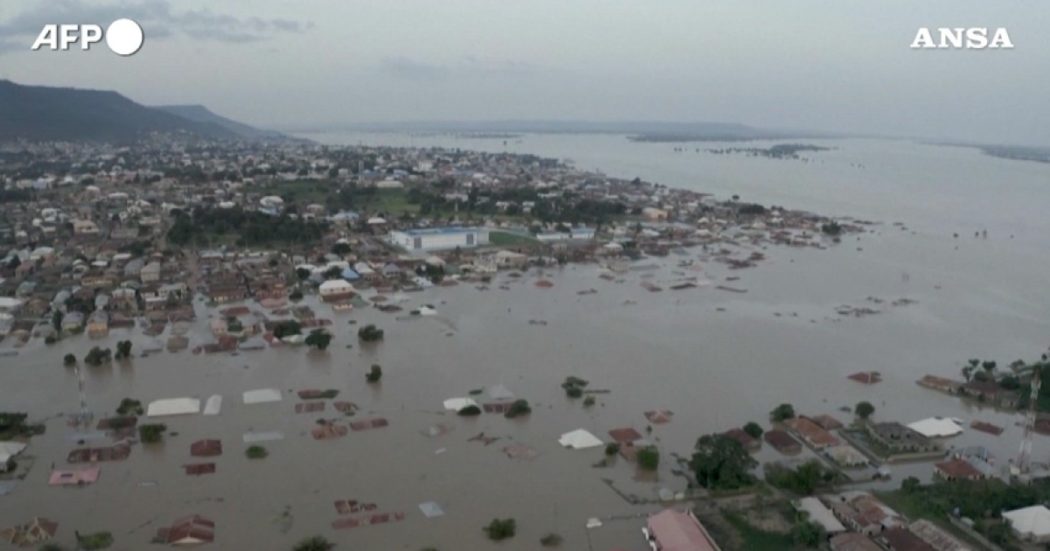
[4,135,1050,550]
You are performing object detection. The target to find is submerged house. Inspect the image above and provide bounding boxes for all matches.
[644,508,721,551]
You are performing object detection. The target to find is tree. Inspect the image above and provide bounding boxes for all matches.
[116,398,144,416]
[305,329,332,351]
[855,401,875,420]
[51,309,63,333]
[637,446,660,471]
[246,445,268,459]
[114,340,133,360]
[900,476,921,493]
[770,403,795,423]
[366,364,382,383]
[331,242,352,256]
[743,422,764,439]
[138,423,167,444]
[561,376,588,398]
[292,536,334,551]
[63,353,77,367]
[790,519,824,547]
[690,434,756,490]
[982,360,997,376]
[289,289,303,301]
[504,399,531,419]
[273,320,302,339]
[962,365,975,382]
[483,518,516,541]
[358,324,384,342]
[295,267,312,281]
[765,460,837,495]
[84,347,112,366]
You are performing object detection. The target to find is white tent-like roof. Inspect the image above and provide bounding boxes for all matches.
[0,441,27,464]
[1003,505,1050,540]
[146,397,200,417]
[558,429,603,450]
[907,417,963,438]
[202,395,222,416]
[243,388,282,405]
[443,397,478,411]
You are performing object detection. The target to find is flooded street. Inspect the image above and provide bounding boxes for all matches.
[4,135,1050,549]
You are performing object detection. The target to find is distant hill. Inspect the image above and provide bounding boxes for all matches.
[155,104,295,142]
[0,80,293,144]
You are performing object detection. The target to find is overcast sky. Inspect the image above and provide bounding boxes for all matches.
[2,1,1048,145]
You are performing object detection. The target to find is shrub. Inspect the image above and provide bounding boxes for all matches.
[273,320,302,339]
[855,401,875,420]
[769,403,795,423]
[138,423,167,444]
[84,347,112,366]
[743,422,764,439]
[77,531,114,550]
[305,329,332,350]
[483,518,516,541]
[116,398,144,416]
[540,533,563,547]
[504,399,531,419]
[246,445,268,459]
[637,446,660,471]
[457,405,481,416]
[292,536,335,551]
[358,324,385,342]
[605,443,621,456]
[114,340,133,360]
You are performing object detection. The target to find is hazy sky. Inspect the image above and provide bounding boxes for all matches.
[2,1,1048,145]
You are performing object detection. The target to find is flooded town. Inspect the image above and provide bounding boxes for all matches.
[2,133,1050,551]
[3,2,1050,550]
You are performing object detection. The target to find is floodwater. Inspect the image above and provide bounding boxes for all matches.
[3,134,1050,550]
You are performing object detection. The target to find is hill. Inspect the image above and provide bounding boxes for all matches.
[155,104,294,142]
[0,80,292,144]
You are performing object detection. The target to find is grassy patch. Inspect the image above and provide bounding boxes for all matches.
[489,231,538,247]
[723,512,796,551]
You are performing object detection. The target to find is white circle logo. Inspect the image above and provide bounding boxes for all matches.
[105,18,143,56]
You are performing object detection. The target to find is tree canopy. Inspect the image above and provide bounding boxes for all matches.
[690,434,757,490]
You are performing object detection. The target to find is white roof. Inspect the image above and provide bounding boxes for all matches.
[797,497,846,533]
[443,397,478,411]
[146,397,200,417]
[1004,505,1050,538]
[319,279,354,292]
[558,429,603,450]
[0,441,27,463]
[243,388,282,404]
[202,395,223,416]
[907,417,963,438]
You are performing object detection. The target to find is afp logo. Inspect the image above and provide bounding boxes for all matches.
[32,18,144,56]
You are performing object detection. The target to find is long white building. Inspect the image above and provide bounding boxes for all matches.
[389,227,489,251]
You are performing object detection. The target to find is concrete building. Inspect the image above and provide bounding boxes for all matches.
[389,227,489,251]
